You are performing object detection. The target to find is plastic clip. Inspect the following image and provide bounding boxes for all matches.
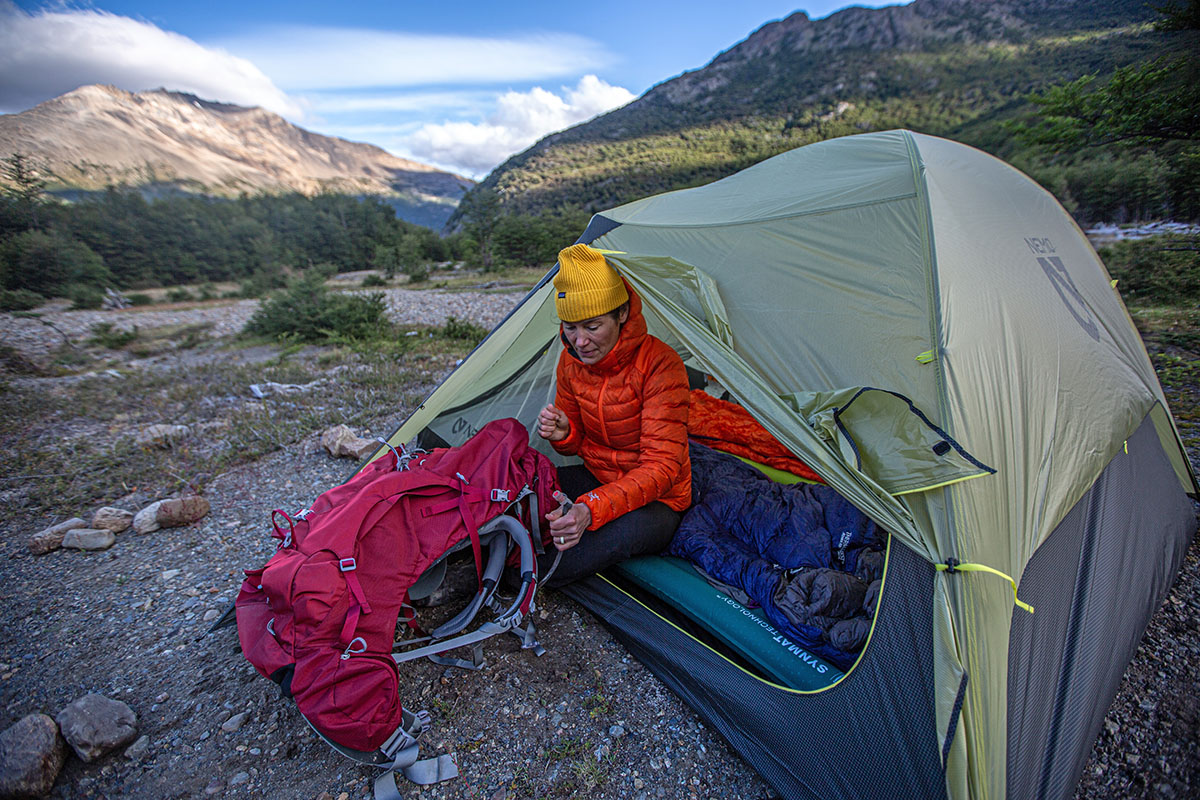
[339,557,357,572]
[341,636,367,660]
[491,488,511,503]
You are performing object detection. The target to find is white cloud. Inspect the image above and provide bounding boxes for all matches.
[215,27,613,91]
[406,75,635,178]
[0,2,301,116]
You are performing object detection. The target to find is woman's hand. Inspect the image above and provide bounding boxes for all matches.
[537,404,570,442]
[546,490,591,550]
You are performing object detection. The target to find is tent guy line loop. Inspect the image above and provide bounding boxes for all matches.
[937,558,1034,614]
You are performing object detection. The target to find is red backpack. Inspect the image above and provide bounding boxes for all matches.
[235,418,559,767]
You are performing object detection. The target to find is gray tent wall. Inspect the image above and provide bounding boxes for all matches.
[381,131,1197,800]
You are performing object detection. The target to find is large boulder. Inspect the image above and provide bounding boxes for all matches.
[60,529,116,551]
[91,507,133,533]
[55,694,138,763]
[132,496,210,534]
[28,518,86,556]
[321,424,378,460]
[0,714,66,798]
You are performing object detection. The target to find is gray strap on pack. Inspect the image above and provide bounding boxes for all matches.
[373,754,459,798]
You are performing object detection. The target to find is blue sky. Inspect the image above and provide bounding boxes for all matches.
[1,0,906,178]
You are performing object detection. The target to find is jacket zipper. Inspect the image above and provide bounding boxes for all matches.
[597,375,610,443]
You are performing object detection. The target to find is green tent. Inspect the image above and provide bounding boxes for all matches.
[382,130,1197,800]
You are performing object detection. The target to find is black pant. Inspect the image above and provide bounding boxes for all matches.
[539,465,681,586]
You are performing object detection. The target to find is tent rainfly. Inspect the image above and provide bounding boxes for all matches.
[380,130,1197,800]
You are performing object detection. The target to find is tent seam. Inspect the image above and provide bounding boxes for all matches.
[607,191,920,230]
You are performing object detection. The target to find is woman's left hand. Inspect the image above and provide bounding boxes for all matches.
[546,492,591,550]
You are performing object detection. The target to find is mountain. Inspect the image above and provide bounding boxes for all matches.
[0,85,472,229]
[461,0,1190,225]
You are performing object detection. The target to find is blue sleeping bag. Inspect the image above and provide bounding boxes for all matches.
[668,442,884,670]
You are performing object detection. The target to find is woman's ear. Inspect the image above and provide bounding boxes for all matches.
[618,302,630,325]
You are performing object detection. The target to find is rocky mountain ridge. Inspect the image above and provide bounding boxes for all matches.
[460,0,1166,223]
[0,85,472,228]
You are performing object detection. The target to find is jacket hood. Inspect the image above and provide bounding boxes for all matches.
[559,278,647,376]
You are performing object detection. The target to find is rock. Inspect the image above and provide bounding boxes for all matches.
[0,713,67,798]
[29,517,86,555]
[132,501,164,534]
[135,424,192,448]
[320,424,378,460]
[61,529,116,551]
[91,507,133,533]
[156,496,210,528]
[133,496,210,534]
[123,735,150,762]
[230,771,250,786]
[202,609,220,622]
[220,711,249,732]
[55,694,138,762]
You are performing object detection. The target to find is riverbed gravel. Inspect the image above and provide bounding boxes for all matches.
[0,290,1195,799]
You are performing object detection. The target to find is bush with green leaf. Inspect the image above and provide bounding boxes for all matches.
[127,293,153,306]
[1101,235,1200,305]
[246,271,390,343]
[361,273,388,288]
[68,284,104,310]
[439,316,489,346]
[88,322,139,349]
[0,288,44,311]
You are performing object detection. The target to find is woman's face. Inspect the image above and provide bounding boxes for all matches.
[562,306,629,365]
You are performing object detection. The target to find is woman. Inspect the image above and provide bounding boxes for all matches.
[537,243,691,584]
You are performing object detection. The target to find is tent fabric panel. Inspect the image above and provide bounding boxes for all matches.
[563,540,949,800]
[1005,413,1196,800]
[593,194,939,415]
[603,130,922,228]
[913,130,1183,800]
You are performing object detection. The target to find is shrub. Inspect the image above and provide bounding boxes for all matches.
[166,287,193,303]
[245,271,390,343]
[405,263,430,284]
[361,273,388,288]
[1101,235,1200,305]
[439,316,489,345]
[127,293,154,306]
[88,322,139,349]
[0,288,45,311]
[68,284,104,310]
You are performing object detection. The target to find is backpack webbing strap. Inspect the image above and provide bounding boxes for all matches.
[338,558,373,649]
[374,754,458,798]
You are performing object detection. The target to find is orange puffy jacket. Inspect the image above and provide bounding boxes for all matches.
[551,281,692,529]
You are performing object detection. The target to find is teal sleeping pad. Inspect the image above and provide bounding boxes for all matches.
[609,555,844,691]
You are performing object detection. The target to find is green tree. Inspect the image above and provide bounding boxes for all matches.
[1,153,48,231]
[457,188,502,270]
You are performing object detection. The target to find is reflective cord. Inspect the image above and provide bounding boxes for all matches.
[915,349,936,364]
[936,558,1034,614]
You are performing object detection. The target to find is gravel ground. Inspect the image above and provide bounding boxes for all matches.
[0,292,1196,799]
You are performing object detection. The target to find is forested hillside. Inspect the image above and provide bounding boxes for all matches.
[0,178,465,309]
[457,0,1198,227]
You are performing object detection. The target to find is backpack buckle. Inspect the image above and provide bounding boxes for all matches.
[339,557,357,572]
[491,488,511,503]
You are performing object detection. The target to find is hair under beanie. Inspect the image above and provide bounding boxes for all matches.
[554,244,629,322]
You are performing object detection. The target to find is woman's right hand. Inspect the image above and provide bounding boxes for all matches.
[537,404,570,442]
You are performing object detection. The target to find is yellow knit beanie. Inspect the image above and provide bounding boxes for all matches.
[554,244,629,322]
